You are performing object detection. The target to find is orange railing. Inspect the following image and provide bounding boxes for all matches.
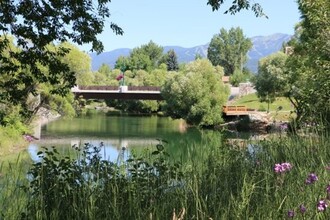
[223,105,247,115]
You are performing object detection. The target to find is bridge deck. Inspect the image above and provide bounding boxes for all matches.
[72,86,163,100]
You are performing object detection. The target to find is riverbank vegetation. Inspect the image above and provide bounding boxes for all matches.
[1,0,329,219]
[1,132,330,219]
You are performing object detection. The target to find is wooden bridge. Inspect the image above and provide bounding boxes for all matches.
[72,86,248,116]
[222,105,248,116]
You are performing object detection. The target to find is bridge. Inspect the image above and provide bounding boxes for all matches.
[72,85,163,100]
[222,105,249,116]
[72,85,249,116]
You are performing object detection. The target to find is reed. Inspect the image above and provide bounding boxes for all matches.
[1,132,330,219]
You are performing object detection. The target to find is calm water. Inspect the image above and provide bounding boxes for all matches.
[29,111,223,162]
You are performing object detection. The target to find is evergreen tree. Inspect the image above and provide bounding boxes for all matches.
[166,50,179,71]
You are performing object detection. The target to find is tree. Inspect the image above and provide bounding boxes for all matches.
[114,56,130,72]
[98,64,112,76]
[284,0,330,127]
[165,50,179,71]
[254,52,288,112]
[161,59,229,127]
[58,42,93,86]
[0,0,123,125]
[123,41,164,72]
[207,27,252,75]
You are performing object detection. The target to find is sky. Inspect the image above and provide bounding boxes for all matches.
[81,0,301,52]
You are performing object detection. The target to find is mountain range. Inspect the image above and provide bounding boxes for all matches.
[90,33,292,73]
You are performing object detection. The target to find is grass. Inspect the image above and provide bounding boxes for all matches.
[231,93,296,121]
[1,132,330,219]
[232,93,294,112]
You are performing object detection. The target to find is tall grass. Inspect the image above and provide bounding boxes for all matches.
[1,132,330,219]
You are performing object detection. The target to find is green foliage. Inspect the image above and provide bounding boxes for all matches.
[254,52,288,111]
[230,69,246,86]
[4,132,330,219]
[164,49,179,71]
[207,0,266,18]
[116,41,164,72]
[284,0,330,128]
[162,59,229,127]
[0,0,122,125]
[207,27,252,75]
[19,143,183,219]
[0,106,29,154]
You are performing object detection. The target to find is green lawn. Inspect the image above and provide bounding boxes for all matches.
[232,93,293,112]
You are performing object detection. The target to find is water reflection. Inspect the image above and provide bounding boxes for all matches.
[27,138,158,163]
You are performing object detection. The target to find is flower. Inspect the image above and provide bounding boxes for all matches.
[116,74,124,81]
[317,200,328,212]
[327,184,330,193]
[274,163,283,173]
[282,162,292,171]
[299,204,306,214]
[274,162,292,173]
[305,173,318,184]
[287,210,295,218]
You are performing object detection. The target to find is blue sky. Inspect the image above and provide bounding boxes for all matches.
[82,0,301,52]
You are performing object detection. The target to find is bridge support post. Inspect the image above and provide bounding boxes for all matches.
[119,86,128,93]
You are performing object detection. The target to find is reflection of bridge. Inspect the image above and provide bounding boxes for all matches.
[34,138,160,150]
[72,86,248,116]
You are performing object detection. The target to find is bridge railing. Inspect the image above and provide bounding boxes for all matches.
[223,105,247,114]
[78,85,119,90]
[78,85,161,91]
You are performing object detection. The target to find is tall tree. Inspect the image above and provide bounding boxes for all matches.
[207,27,252,75]
[254,52,288,112]
[285,0,330,127]
[165,49,179,71]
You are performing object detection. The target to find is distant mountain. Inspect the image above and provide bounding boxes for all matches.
[90,33,292,73]
[247,33,292,72]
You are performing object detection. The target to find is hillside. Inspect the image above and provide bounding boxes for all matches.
[90,33,292,73]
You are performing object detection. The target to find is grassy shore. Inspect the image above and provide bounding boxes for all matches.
[232,93,293,112]
[232,93,295,121]
[1,131,330,219]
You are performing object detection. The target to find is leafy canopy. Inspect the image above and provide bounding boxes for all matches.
[0,0,123,124]
[284,0,330,127]
[162,59,229,127]
[254,52,288,112]
[207,27,252,75]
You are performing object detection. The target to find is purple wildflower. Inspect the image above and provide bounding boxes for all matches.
[327,184,330,194]
[299,204,306,214]
[287,210,295,218]
[305,173,318,185]
[274,162,292,173]
[274,163,283,173]
[282,162,292,171]
[317,200,328,212]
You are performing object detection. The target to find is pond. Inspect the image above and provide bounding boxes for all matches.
[29,110,229,163]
